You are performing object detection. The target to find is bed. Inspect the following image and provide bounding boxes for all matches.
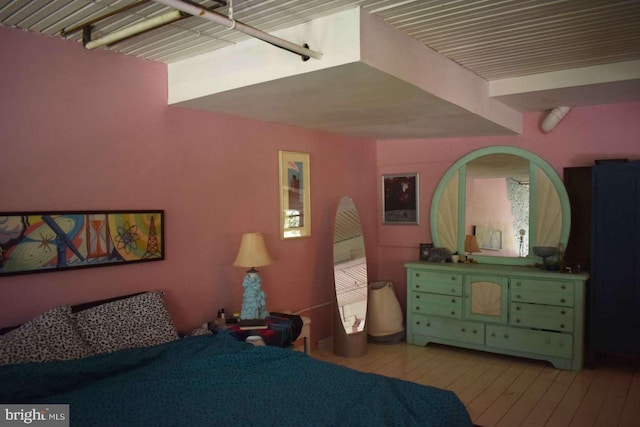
[0,291,472,426]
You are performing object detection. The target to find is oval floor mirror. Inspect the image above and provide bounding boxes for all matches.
[333,196,368,357]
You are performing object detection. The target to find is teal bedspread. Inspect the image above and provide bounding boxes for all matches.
[0,333,472,426]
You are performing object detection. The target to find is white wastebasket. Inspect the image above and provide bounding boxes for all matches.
[367,281,404,343]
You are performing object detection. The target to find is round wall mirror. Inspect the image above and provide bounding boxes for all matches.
[430,146,571,266]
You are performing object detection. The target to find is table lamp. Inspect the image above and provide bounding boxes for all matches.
[464,234,481,261]
[233,232,273,319]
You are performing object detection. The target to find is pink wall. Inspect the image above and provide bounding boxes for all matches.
[0,27,379,347]
[2,26,639,348]
[377,102,640,314]
[466,178,516,257]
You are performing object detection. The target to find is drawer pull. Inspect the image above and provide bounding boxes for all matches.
[416,295,420,299]
[560,298,566,303]
[451,298,456,303]
[560,310,566,315]
[516,306,521,311]
[560,324,565,329]
[416,321,420,325]
[451,276,456,281]
[416,307,420,310]
[416,284,420,289]
[416,273,420,278]
[515,319,520,323]
[461,328,466,332]
[451,311,456,315]
[561,285,566,290]
[451,288,456,293]
[473,330,477,334]
[516,294,521,299]
[504,334,509,339]
[426,323,431,327]
[516,282,521,287]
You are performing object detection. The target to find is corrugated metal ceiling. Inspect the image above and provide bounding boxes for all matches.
[2,0,639,81]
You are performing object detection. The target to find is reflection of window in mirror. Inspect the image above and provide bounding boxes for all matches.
[465,154,530,257]
[333,198,368,336]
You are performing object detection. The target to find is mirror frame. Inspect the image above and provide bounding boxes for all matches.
[430,146,571,266]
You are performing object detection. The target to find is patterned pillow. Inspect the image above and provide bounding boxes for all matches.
[75,291,179,355]
[0,305,92,365]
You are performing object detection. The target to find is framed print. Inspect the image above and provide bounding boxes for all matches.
[474,225,502,251]
[419,243,433,261]
[382,173,419,224]
[0,210,164,276]
[279,151,311,239]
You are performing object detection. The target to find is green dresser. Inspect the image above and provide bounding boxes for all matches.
[405,262,589,371]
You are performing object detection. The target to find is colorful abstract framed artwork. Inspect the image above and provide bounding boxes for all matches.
[0,210,164,276]
[382,173,419,224]
[278,151,311,239]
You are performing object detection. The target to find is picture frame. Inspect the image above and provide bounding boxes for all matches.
[279,151,311,239]
[382,173,419,224]
[474,225,502,251]
[0,210,164,277]
[419,243,434,261]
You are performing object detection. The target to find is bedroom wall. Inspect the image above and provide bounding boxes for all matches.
[0,27,379,345]
[377,102,640,314]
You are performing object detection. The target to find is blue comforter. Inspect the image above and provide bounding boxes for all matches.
[0,333,472,426]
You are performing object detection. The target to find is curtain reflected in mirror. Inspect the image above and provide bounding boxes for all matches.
[333,197,367,335]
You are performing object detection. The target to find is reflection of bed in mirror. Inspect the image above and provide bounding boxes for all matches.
[333,196,368,357]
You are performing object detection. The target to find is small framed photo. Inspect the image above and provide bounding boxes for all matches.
[420,243,433,261]
[382,173,419,224]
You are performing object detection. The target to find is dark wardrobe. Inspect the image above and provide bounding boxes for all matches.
[565,161,640,365]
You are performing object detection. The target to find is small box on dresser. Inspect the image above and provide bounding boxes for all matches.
[405,261,589,371]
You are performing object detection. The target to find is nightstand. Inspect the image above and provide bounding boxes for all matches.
[297,316,311,355]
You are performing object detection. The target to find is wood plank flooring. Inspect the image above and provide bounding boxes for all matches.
[312,342,640,427]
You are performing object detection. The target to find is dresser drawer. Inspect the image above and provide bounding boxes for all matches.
[412,314,484,345]
[510,303,574,332]
[410,271,463,296]
[511,278,574,293]
[411,292,462,318]
[486,325,572,359]
[510,289,573,307]
[510,278,574,307]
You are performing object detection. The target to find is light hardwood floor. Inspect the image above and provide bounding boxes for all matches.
[312,342,640,427]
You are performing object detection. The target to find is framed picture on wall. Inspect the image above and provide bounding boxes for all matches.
[382,173,419,224]
[279,151,311,239]
[0,210,164,276]
[474,225,502,251]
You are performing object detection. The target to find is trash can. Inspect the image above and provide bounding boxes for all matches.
[367,281,404,343]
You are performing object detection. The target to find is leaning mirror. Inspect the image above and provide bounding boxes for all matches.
[333,196,368,357]
[431,146,570,266]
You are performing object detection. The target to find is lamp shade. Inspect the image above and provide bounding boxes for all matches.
[233,232,273,268]
[464,235,481,253]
